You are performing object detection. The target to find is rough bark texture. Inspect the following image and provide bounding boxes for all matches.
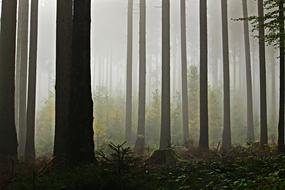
[135,0,146,153]
[199,0,209,151]
[0,0,18,160]
[278,0,284,153]
[160,0,171,150]
[258,0,268,146]
[125,0,133,143]
[68,0,95,163]
[25,0,39,161]
[54,0,73,164]
[180,0,190,146]
[242,0,255,143]
[221,0,231,149]
[17,0,30,159]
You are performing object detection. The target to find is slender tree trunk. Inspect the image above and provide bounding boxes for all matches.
[242,0,255,143]
[54,0,73,164]
[135,0,146,153]
[160,0,171,150]
[125,0,133,142]
[258,0,268,146]
[68,0,94,163]
[0,0,18,160]
[25,0,39,162]
[199,0,209,151]
[221,0,231,149]
[278,0,284,152]
[180,0,190,146]
[17,0,30,159]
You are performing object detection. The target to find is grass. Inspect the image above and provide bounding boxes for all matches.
[3,144,285,190]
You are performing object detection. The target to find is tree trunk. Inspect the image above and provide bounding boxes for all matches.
[242,0,255,143]
[180,0,190,146]
[278,0,284,152]
[17,0,30,159]
[0,0,18,160]
[125,0,133,142]
[135,0,146,153]
[221,0,231,149]
[258,0,268,146]
[25,0,39,162]
[199,0,209,151]
[160,0,171,150]
[68,0,94,163]
[54,0,73,164]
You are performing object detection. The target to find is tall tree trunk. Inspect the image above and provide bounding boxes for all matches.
[17,0,30,159]
[242,0,255,143]
[199,0,209,151]
[180,0,190,146]
[221,0,231,149]
[54,0,73,164]
[160,0,171,150]
[278,0,284,152]
[0,0,18,160]
[25,0,39,162]
[135,0,146,153]
[125,0,133,142]
[68,0,94,163]
[258,0,268,146]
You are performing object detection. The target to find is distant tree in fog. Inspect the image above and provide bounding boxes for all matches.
[180,0,190,146]
[258,0,268,146]
[221,0,231,149]
[160,0,171,150]
[199,0,209,151]
[135,0,146,153]
[25,0,39,161]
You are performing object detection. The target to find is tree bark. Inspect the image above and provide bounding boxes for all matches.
[68,0,95,163]
[221,0,231,149]
[25,0,39,162]
[278,0,284,152]
[0,0,18,160]
[242,0,255,143]
[125,0,133,142]
[160,0,171,150]
[180,0,190,146]
[135,0,146,153]
[54,0,73,164]
[199,0,209,151]
[258,0,268,146]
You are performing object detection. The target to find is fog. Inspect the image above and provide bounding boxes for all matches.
[2,0,278,155]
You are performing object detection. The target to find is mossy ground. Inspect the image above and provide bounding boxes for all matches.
[3,145,285,190]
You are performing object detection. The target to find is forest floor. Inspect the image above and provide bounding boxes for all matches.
[2,144,285,190]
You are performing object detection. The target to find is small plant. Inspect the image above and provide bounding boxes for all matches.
[96,142,140,174]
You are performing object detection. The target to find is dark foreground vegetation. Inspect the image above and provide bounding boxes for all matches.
[3,144,285,190]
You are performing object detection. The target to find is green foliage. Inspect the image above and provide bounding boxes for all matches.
[96,142,140,175]
[6,146,285,190]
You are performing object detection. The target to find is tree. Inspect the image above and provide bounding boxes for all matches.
[68,0,94,162]
[242,0,255,143]
[258,0,268,146]
[125,0,133,143]
[25,0,39,161]
[0,0,18,160]
[160,0,171,150]
[180,0,190,146]
[199,0,209,151]
[135,0,146,153]
[277,0,284,152]
[54,0,73,163]
[221,0,231,149]
[17,0,30,159]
